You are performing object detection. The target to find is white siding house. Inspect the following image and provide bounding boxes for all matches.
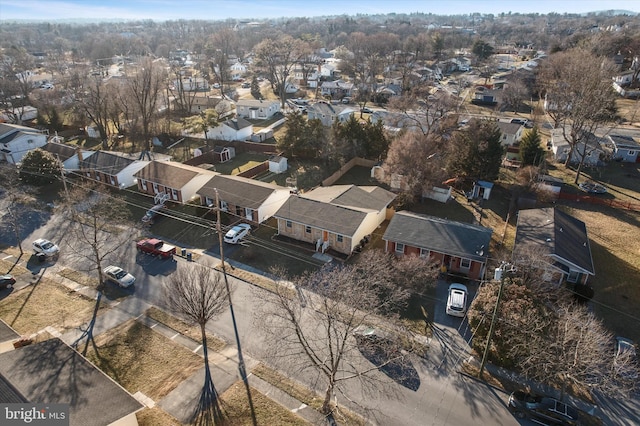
[0,123,47,164]
[206,118,253,141]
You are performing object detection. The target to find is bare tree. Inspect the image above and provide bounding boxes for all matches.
[382,131,448,204]
[163,263,230,426]
[254,34,309,108]
[257,252,421,418]
[0,46,36,124]
[0,164,37,256]
[469,277,638,399]
[123,57,166,152]
[206,28,238,96]
[386,86,460,137]
[537,48,618,184]
[62,182,133,355]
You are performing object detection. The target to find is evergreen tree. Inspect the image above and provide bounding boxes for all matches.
[250,76,262,99]
[447,120,504,181]
[19,148,60,185]
[519,127,545,166]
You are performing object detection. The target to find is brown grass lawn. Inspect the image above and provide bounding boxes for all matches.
[145,306,226,352]
[85,319,203,401]
[136,407,182,426]
[221,382,310,426]
[0,278,103,335]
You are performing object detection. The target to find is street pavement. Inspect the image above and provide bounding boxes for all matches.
[5,211,637,425]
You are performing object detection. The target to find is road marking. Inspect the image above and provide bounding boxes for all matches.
[149,323,158,329]
[171,332,179,339]
[2,255,13,260]
[193,345,202,353]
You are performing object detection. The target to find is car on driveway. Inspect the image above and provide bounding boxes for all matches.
[103,265,136,288]
[446,283,468,317]
[508,390,602,425]
[32,238,60,257]
[579,181,607,194]
[360,107,374,114]
[224,223,251,244]
[0,274,16,289]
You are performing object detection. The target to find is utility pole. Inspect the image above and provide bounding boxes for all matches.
[56,154,69,199]
[214,189,257,426]
[478,263,511,379]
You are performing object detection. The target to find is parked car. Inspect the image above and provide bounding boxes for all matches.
[579,181,607,194]
[614,336,638,380]
[40,83,54,90]
[32,238,60,257]
[141,204,165,224]
[103,265,136,288]
[508,390,602,425]
[446,283,468,317]
[360,107,374,114]
[224,223,251,244]
[241,82,251,88]
[136,238,176,259]
[212,83,221,89]
[0,274,16,289]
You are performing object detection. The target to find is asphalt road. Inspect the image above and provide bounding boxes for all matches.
[14,210,638,425]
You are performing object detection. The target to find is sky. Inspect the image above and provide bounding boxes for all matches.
[0,0,637,22]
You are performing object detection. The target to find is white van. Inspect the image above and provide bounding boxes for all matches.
[446,283,468,317]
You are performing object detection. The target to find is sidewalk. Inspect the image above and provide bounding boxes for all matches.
[1,249,330,425]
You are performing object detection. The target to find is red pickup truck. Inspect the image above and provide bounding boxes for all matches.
[136,238,176,259]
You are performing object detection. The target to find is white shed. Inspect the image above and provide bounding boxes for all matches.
[269,155,288,174]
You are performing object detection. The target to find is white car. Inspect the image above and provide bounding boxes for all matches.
[224,223,251,244]
[446,283,468,317]
[103,265,135,288]
[32,238,60,257]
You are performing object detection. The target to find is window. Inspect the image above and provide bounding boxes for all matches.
[110,176,115,185]
[460,258,471,270]
[337,235,343,243]
[567,270,580,283]
[220,200,228,211]
[420,248,430,258]
[395,243,405,254]
[86,172,91,177]
[140,179,147,190]
[629,150,636,156]
[172,189,179,200]
[286,220,292,228]
[96,173,101,181]
[152,183,159,193]
[305,226,311,234]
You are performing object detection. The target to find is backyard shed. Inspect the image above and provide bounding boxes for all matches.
[269,155,288,174]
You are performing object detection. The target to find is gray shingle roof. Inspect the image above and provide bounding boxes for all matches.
[0,319,20,344]
[79,151,134,175]
[198,174,284,208]
[42,142,77,162]
[383,211,492,261]
[134,160,213,188]
[0,338,143,426]
[515,207,595,275]
[274,195,367,236]
[303,185,396,212]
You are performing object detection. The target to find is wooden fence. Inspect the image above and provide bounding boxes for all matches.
[557,191,640,212]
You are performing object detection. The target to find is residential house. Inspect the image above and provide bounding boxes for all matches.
[229,60,248,80]
[198,174,291,223]
[0,105,38,123]
[173,77,209,92]
[550,128,604,166]
[206,118,253,141]
[235,99,281,120]
[189,96,227,115]
[513,207,595,285]
[80,151,149,189]
[496,121,524,146]
[273,185,396,255]
[471,87,499,105]
[0,337,143,426]
[41,141,94,171]
[0,123,47,164]
[320,80,354,99]
[306,102,356,127]
[608,134,640,162]
[383,211,492,280]
[134,160,218,204]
